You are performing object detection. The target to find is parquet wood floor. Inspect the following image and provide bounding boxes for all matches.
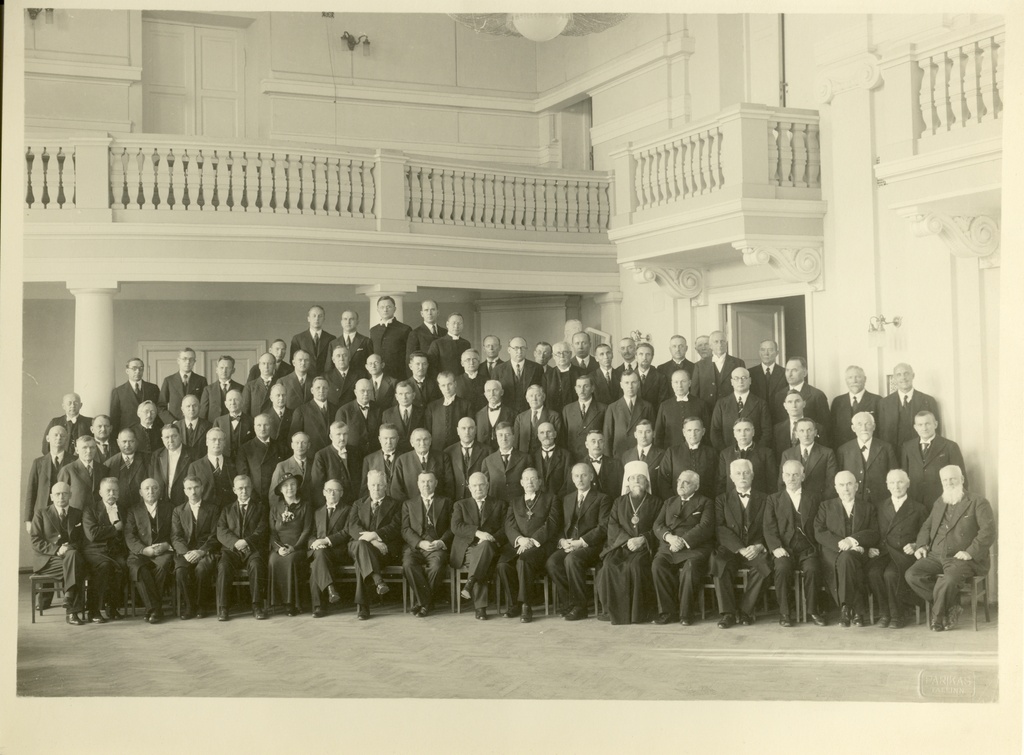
[16,575,997,701]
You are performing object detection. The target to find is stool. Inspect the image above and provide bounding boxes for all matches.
[924,575,990,631]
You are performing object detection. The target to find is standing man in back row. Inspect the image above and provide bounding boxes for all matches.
[291,305,336,378]
[370,296,413,381]
[690,331,744,407]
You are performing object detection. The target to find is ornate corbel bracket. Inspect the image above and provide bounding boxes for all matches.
[733,242,824,291]
[816,53,883,104]
[901,210,1000,269]
[624,263,706,306]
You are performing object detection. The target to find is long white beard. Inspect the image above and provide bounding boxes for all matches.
[942,488,965,505]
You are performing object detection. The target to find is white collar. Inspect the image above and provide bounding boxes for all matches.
[790,381,806,392]
[891,495,907,510]
[850,389,866,401]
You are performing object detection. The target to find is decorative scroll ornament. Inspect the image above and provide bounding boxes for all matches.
[734,242,824,291]
[624,263,706,305]
[904,211,1000,269]
[815,53,883,104]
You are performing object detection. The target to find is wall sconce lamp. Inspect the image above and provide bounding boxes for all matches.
[868,314,902,333]
[341,32,371,54]
[27,8,55,23]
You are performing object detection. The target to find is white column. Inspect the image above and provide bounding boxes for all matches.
[595,292,623,343]
[357,285,416,326]
[68,283,119,416]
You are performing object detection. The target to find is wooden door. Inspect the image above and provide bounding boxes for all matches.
[727,303,785,367]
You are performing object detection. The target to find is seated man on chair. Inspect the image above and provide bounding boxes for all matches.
[309,478,353,618]
[346,470,402,620]
[30,481,87,625]
[451,471,508,620]
[124,478,175,624]
[82,476,129,623]
[171,476,221,619]
[402,470,454,617]
[216,474,269,621]
[905,465,995,631]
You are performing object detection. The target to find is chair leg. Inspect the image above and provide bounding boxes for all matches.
[30,581,38,624]
[868,594,874,625]
[543,576,550,616]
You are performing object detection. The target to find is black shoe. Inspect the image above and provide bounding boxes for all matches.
[147,613,163,625]
[930,620,945,632]
[66,612,86,626]
[717,613,736,629]
[946,604,963,629]
[197,608,208,619]
[357,605,370,620]
[475,608,487,620]
[654,613,673,625]
[460,578,475,601]
[853,613,866,627]
[218,608,229,622]
[521,605,533,624]
[597,613,611,622]
[811,613,827,627]
[327,585,341,604]
[88,611,107,624]
[503,603,522,619]
[285,604,300,617]
[253,605,268,620]
[558,606,571,617]
[680,615,694,626]
[877,615,891,628]
[417,606,429,618]
[564,607,587,621]
[179,611,193,621]
[839,606,851,628]
[312,608,326,619]
[739,612,755,626]
[105,607,122,621]
[375,581,390,596]
[779,615,793,627]
[891,617,906,629]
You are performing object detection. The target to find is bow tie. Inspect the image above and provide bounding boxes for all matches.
[738,492,751,499]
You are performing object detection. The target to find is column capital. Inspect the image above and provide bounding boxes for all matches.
[355,284,417,297]
[734,239,824,291]
[66,281,120,295]
[624,262,706,306]
[899,208,1000,268]
[594,291,623,305]
[816,53,883,104]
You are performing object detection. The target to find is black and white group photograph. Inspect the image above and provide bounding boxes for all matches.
[2,1,1021,752]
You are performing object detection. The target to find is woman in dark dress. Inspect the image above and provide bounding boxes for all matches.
[597,460,663,625]
[268,472,313,615]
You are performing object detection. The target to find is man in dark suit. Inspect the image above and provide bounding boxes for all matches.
[424,371,471,451]
[651,469,716,625]
[110,357,160,435]
[124,478,175,623]
[865,469,928,628]
[41,393,94,456]
[247,340,294,383]
[773,391,830,453]
[830,365,881,448]
[450,471,508,620]
[773,357,831,442]
[426,312,471,377]
[83,477,129,622]
[127,400,164,455]
[634,342,670,407]
[328,310,373,373]
[653,370,710,451]
[709,367,772,452]
[716,419,775,495]
[174,394,212,459]
[289,377,337,456]
[591,344,621,406]
[265,385,294,458]
[836,411,898,505]
[620,420,665,483]
[308,478,352,618]
[748,340,787,417]
[480,335,504,380]
[370,295,413,381]
[480,421,530,501]
[24,426,71,534]
[215,474,269,620]
[657,335,695,381]
[455,349,488,412]
[381,382,427,454]
[57,436,108,512]
[401,470,454,617]
[365,354,397,409]
[446,418,489,501]
[322,344,367,408]
[238,414,283,506]
[764,460,824,626]
[336,379,382,458]
[199,355,244,423]
[906,465,995,631]
[157,348,208,425]
[878,362,941,458]
[497,467,560,623]
[31,481,87,624]
[534,423,573,500]
[290,304,336,378]
[711,459,771,627]
[475,380,515,452]
[611,336,637,380]
[901,411,965,506]
[603,372,655,458]
[776,419,839,502]
[171,476,221,619]
[90,415,115,462]
[570,331,598,375]
[513,385,564,455]
[105,428,150,510]
[186,428,237,509]
[149,425,193,506]
[276,350,314,411]
[406,299,447,368]
[360,424,401,498]
[389,427,455,501]
[310,421,362,508]
[241,353,278,418]
[657,418,717,501]
[212,389,255,461]
[541,341,580,414]
[583,430,624,498]
[814,471,879,627]
[346,469,402,620]
[562,374,606,463]
[690,330,745,407]
[492,337,544,414]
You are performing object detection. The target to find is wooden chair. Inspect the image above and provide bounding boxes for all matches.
[495,574,551,616]
[337,564,408,612]
[924,574,990,631]
[451,567,500,614]
[550,566,600,615]
[29,574,66,623]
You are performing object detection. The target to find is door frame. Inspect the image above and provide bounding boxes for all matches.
[705,282,815,366]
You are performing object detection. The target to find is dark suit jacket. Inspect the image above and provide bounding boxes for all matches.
[717,445,776,496]
[814,497,879,561]
[335,401,382,457]
[492,359,545,414]
[369,375,397,409]
[773,417,830,456]
[322,367,367,408]
[425,397,472,450]
[878,390,941,456]
[127,421,164,456]
[247,360,293,383]
[158,372,208,425]
[359,451,397,497]
[571,356,599,375]
[512,407,564,455]
[474,404,516,452]
[591,368,621,406]
[275,372,314,412]
[237,438,282,506]
[381,405,427,454]
[290,400,339,455]
[389,449,455,501]
[652,494,715,562]
[346,495,403,557]
[217,498,269,553]
[774,383,832,441]
[449,496,508,568]
[402,495,454,551]
[710,392,773,451]
[41,415,94,456]
[620,445,666,486]
[657,358,695,381]
[533,446,573,499]
[836,438,898,505]
[24,453,70,523]
[635,368,670,407]
[171,502,221,555]
[124,499,175,553]
[830,391,881,448]
[764,489,820,553]
[240,377,275,418]
[31,505,85,571]
[480,358,504,381]
[310,444,362,507]
[480,449,529,502]
[213,413,256,461]
[777,444,839,502]
[657,444,717,501]
[915,493,995,568]
[455,372,488,413]
[312,502,353,551]
[149,447,194,506]
[901,435,966,506]
[83,499,129,558]
[542,366,581,413]
[199,380,244,423]
[875,496,928,556]
[110,381,160,435]
[748,363,788,411]
[105,453,151,510]
[558,488,611,548]
[406,323,448,365]
[186,457,237,509]
[57,458,108,511]
[653,396,710,450]
[370,319,413,380]
[690,355,745,407]
[174,417,212,459]
[505,492,561,550]
[715,489,768,558]
[602,397,655,457]
[585,455,624,499]
[409,375,442,408]
[328,333,373,373]
[428,336,472,377]
[290,328,337,377]
[562,400,607,462]
[445,442,488,501]
[265,409,294,457]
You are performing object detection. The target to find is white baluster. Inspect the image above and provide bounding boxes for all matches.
[597,181,610,230]
[440,169,454,223]
[791,123,807,187]
[934,53,951,133]
[977,36,996,121]
[918,58,936,137]
[523,176,536,229]
[807,125,821,187]
[950,46,968,129]
[779,122,794,187]
[767,120,780,185]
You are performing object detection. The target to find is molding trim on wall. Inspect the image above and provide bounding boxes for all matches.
[874,137,1002,185]
[26,117,135,134]
[900,208,1001,269]
[475,295,570,313]
[733,239,824,291]
[815,53,883,104]
[590,95,690,146]
[623,262,706,306]
[26,57,143,83]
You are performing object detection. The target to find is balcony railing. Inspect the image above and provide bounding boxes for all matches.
[24,135,612,235]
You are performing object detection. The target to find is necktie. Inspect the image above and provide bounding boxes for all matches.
[639,372,646,385]
[861,444,870,461]
[214,458,222,475]
[183,375,189,390]
[738,448,747,460]
[851,395,859,412]
[264,379,271,389]
[299,460,306,475]
[384,455,394,481]
[327,506,336,522]
[313,332,320,351]
[371,502,380,528]
[921,442,930,455]
[605,371,611,384]
[501,453,509,469]
[533,410,540,427]
[420,455,428,469]
[424,500,433,528]
[765,367,771,378]
[903,395,910,408]
[134,382,142,400]
[346,335,352,348]
[791,424,797,446]
[626,399,633,413]
[402,408,409,424]
[580,402,587,416]
[515,364,522,379]
[577,494,584,510]
[240,504,248,528]
[463,447,471,470]
[801,447,810,463]
[430,325,436,336]
[222,382,229,394]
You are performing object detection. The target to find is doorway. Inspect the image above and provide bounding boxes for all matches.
[726,295,806,365]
